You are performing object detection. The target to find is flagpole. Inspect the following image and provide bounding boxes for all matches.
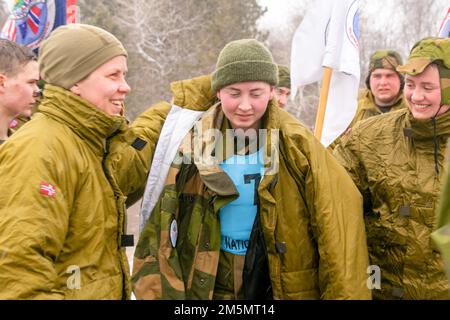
[314,66,333,141]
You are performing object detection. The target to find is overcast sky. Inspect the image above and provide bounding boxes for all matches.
[257,0,449,32]
[257,0,301,29]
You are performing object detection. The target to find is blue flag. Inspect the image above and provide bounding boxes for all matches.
[1,0,77,50]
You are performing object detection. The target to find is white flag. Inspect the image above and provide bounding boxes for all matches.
[291,0,361,147]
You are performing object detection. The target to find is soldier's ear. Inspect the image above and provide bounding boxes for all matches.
[269,85,275,100]
[70,83,81,95]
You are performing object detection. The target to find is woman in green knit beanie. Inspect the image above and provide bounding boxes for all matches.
[211,39,279,131]
[133,38,371,300]
[334,37,450,299]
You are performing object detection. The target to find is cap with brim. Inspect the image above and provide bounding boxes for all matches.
[397,37,450,106]
[397,38,450,76]
[397,57,436,75]
[366,50,404,91]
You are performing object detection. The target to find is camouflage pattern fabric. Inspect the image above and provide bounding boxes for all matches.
[334,109,450,299]
[431,139,450,285]
[397,37,450,106]
[369,50,403,73]
[132,98,371,300]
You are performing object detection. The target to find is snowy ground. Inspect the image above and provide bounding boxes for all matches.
[125,201,141,300]
[125,200,141,274]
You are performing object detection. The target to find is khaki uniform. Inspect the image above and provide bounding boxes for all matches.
[334,109,450,299]
[0,85,136,299]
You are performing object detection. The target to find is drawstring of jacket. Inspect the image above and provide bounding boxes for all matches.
[431,105,444,176]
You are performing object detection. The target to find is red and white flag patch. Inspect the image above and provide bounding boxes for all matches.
[9,119,18,129]
[40,182,56,198]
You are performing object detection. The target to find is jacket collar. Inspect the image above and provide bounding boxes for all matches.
[362,89,404,112]
[38,85,127,156]
[188,100,280,197]
[405,109,450,140]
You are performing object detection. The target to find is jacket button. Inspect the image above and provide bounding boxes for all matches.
[199,278,206,286]
[204,242,210,249]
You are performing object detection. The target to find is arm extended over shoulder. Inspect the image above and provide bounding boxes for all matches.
[108,101,172,206]
[111,74,215,206]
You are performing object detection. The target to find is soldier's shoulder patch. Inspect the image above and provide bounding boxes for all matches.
[170,219,178,248]
[39,182,56,198]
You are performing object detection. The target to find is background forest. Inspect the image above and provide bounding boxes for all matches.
[1,0,447,129]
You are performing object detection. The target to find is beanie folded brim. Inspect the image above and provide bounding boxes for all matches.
[212,61,278,92]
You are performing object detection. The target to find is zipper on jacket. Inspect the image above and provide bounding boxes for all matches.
[101,133,130,299]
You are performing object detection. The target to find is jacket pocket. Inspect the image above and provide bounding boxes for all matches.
[158,207,186,299]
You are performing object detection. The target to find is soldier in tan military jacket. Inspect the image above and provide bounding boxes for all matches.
[329,50,407,150]
[353,50,407,125]
[0,24,134,300]
[334,37,450,299]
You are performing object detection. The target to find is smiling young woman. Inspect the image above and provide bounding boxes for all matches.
[404,63,449,120]
[132,38,371,301]
[334,37,450,300]
[0,24,134,300]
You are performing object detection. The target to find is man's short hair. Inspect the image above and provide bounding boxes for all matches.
[0,39,36,77]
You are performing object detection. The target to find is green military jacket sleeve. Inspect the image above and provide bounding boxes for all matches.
[109,75,215,206]
[0,137,71,299]
[132,102,371,300]
[277,113,371,299]
[107,101,173,207]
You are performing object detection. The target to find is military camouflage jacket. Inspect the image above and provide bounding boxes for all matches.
[334,109,450,299]
[132,100,371,300]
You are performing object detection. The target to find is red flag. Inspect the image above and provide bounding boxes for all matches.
[66,0,78,24]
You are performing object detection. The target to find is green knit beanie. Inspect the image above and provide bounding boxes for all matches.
[211,39,278,92]
[277,64,291,88]
[38,23,127,89]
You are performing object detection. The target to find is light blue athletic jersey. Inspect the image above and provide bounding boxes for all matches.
[219,148,264,255]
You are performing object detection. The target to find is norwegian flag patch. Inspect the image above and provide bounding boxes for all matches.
[39,182,56,198]
[9,119,18,129]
